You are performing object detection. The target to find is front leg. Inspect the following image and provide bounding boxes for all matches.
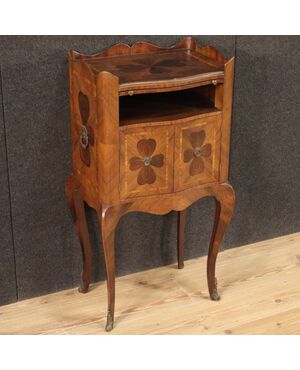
[207,184,235,301]
[97,205,128,332]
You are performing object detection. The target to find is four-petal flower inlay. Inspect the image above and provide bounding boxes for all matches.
[129,139,164,185]
[115,57,188,76]
[183,130,211,176]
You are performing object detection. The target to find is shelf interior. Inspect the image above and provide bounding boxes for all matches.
[119,86,220,126]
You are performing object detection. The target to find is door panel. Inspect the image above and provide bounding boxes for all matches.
[174,114,222,191]
[120,125,174,199]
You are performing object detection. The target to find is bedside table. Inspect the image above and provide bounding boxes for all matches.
[65,37,236,331]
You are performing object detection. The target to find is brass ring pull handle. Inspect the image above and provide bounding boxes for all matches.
[79,125,89,149]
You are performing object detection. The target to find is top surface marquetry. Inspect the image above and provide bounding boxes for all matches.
[78,49,224,95]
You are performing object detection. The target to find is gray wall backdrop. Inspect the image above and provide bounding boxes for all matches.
[0,36,299,306]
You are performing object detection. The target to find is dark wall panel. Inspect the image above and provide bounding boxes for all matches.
[0,36,235,300]
[228,36,300,247]
[1,60,77,300]
[0,68,17,305]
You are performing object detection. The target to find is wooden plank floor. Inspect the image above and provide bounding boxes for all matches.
[1,232,300,335]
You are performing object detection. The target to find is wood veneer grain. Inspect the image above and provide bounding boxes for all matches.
[66,37,235,331]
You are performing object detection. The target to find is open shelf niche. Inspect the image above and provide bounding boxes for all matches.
[119,84,222,126]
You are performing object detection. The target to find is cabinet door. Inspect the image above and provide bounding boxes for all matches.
[174,114,221,191]
[120,125,174,199]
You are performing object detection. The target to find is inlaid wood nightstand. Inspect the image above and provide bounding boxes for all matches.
[65,37,236,331]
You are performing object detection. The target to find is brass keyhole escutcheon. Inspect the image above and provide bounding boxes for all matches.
[194,147,201,157]
[79,125,89,150]
[143,156,152,166]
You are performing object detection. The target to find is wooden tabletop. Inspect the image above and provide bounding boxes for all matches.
[80,49,224,95]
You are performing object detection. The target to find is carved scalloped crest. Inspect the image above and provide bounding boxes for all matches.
[69,37,198,61]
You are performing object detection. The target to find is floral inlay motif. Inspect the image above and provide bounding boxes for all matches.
[183,130,211,176]
[115,58,188,75]
[129,139,164,185]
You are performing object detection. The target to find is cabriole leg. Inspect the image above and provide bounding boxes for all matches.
[98,205,123,332]
[207,184,235,301]
[65,176,93,294]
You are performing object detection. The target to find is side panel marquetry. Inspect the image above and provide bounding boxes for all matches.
[120,125,174,199]
[69,61,98,206]
[174,114,222,191]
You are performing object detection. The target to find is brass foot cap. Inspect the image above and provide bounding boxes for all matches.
[210,289,221,301]
[105,312,114,332]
